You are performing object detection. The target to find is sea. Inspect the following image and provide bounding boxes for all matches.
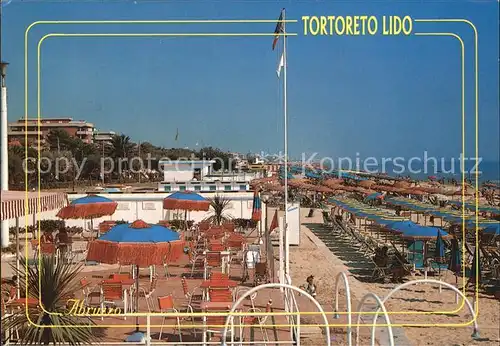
[316,160,500,184]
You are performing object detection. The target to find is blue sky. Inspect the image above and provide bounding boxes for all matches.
[2,0,499,162]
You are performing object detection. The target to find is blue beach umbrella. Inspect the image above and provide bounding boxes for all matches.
[99,222,180,243]
[434,229,446,263]
[57,194,118,219]
[385,220,421,233]
[87,220,182,333]
[448,237,462,274]
[401,226,449,240]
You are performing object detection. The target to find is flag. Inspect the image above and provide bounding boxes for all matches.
[269,209,278,232]
[251,190,262,221]
[175,128,179,141]
[276,53,284,78]
[272,9,285,50]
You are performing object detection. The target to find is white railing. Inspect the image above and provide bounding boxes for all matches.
[284,274,300,345]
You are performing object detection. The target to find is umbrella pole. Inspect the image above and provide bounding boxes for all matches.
[135,264,140,332]
[184,209,188,231]
[438,264,442,293]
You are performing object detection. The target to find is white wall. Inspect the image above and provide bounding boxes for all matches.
[163,170,194,182]
[161,162,213,182]
[8,192,255,230]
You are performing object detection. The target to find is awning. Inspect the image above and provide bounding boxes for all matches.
[1,190,68,221]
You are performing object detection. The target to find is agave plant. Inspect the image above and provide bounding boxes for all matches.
[2,255,96,345]
[205,194,233,225]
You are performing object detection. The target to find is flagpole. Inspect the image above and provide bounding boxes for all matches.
[282,8,290,276]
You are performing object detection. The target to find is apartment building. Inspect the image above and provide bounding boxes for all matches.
[8,117,95,146]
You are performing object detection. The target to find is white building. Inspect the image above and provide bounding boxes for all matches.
[158,160,255,192]
[160,160,215,182]
[7,192,263,229]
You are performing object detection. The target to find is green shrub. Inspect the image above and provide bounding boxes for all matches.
[168,219,193,230]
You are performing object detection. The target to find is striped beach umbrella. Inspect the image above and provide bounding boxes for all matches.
[163,191,210,211]
[56,194,117,219]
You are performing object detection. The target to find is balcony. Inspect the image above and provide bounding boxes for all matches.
[8,130,43,136]
[76,129,94,135]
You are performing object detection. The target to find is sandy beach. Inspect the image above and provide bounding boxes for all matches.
[270,207,500,346]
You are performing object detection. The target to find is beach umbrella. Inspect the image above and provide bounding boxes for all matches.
[57,194,118,237]
[468,246,481,287]
[163,191,210,230]
[86,220,183,332]
[448,238,462,273]
[251,190,262,221]
[434,229,445,262]
[482,223,500,236]
[163,191,210,211]
[401,226,450,240]
[56,194,117,219]
[385,220,421,233]
[448,237,462,300]
[434,229,446,291]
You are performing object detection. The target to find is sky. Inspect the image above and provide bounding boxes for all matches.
[1,0,499,163]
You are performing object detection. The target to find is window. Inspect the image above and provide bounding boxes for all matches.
[240,185,247,191]
[194,185,201,191]
[224,185,232,191]
[164,185,171,192]
[209,185,216,191]
[179,185,186,191]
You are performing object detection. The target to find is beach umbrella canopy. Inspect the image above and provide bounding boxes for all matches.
[448,238,462,273]
[434,229,446,262]
[482,223,500,236]
[163,191,210,211]
[56,194,117,219]
[401,226,450,240]
[86,220,183,266]
[385,220,421,233]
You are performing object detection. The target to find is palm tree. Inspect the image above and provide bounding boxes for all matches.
[2,255,96,345]
[206,195,232,225]
[108,134,135,181]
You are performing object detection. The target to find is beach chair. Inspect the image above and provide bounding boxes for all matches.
[254,262,269,286]
[322,211,333,228]
[239,299,273,343]
[209,241,225,252]
[205,251,223,276]
[157,295,183,341]
[371,249,391,283]
[189,252,205,278]
[99,283,129,320]
[133,275,158,312]
[209,288,233,303]
[203,303,232,343]
[180,277,202,310]
[80,277,100,306]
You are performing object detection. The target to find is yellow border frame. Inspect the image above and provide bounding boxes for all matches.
[22,17,481,330]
